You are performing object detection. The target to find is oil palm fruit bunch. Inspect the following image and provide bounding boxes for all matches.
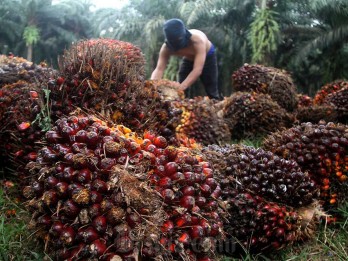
[224,190,321,253]
[202,144,318,207]
[201,144,321,253]
[50,38,145,126]
[325,86,348,123]
[0,80,52,181]
[222,92,294,140]
[0,54,56,88]
[23,113,224,260]
[231,64,298,112]
[295,104,338,124]
[263,122,348,211]
[147,79,185,101]
[140,80,183,143]
[51,39,183,142]
[313,80,348,105]
[173,97,231,145]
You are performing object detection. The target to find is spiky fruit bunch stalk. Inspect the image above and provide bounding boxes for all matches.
[0,80,52,181]
[0,54,56,88]
[23,114,224,260]
[263,122,348,210]
[202,144,318,207]
[231,64,299,112]
[222,92,294,140]
[295,105,338,124]
[326,86,348,123]
[172,97,231,145]
[201,144,322,253]
[313,80,348,105]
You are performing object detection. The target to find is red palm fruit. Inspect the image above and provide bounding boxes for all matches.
[89,239,107,257]
[175,213,192,227]
[153,136,167,148]
[195,196,207,208]
[37,215,52,228]
[60,226,76,246]
[170,171,185,182]
[49,221,65,237]
[161,188,175,203]
[200,184,212,197]
[17,122,31,131]
[42,190,58,207]
[181,186,196,196]
[126,212,141,228]
[180,195,195,210]
[63,199,80,218]
[91,179,107,193]
[202,167,213,178]
[161,220,174,234]
[183,171,196,185]
[158,177,173,188]
[178,232,191,246]
[76,226,99,244]
[92,216,107,234]
[44,176,59,189]
[143,131,156,142]
[189,225,205,239]
[164,161,178,176]
[76,168,92,184]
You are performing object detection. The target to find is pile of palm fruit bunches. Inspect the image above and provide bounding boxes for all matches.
[0,39,347,260]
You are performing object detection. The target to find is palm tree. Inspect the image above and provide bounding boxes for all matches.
[0,0,23,54]
[277,0,348,94]
[6,0,93,65]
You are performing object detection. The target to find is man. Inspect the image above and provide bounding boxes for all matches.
[151,18,223,100]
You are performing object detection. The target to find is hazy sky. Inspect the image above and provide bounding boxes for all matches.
[89,0,128,10]
[52,0,129,10]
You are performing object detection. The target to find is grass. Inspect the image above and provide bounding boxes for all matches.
[0,183,47,261]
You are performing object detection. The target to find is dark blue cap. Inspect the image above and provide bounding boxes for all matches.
[163,18,192,51]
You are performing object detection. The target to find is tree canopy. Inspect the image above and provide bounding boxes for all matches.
[0,0,346,96]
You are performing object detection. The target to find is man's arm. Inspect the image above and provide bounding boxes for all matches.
[151,44,170,80]
[179,40,206,91]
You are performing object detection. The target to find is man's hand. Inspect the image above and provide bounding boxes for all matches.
[178,84,188,91]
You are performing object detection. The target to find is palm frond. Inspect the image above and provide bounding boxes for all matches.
[293,24,348,64]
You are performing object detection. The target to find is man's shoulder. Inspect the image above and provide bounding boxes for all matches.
[189,30,208,42]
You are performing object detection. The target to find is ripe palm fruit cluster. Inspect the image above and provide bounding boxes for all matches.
[50,38,145,123]
[313,80,348,105]
[222,92,294,140]
[294,94,338,124]
[0,54,55,88]
[0,79,52,182]
[325,86,348,123]
[263,122,348,211]
[231,64,298,112]
[23,114,224,260]
[295,105,338,124]
[172,97,231,145]
[202,144,318,207]
[147,79,185,101]
[201,144,321,253]
[297,94,312,108]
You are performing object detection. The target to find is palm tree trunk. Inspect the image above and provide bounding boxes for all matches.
[27,44,33,62]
